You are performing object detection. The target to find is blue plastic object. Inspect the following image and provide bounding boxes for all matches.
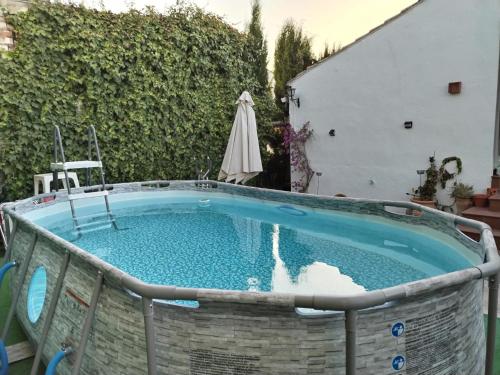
[45,349,71,375]
[0,340,8,375]
[27,266,47,323]
[0,261,16,288]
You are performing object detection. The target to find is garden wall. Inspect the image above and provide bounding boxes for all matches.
[0,1,274,201]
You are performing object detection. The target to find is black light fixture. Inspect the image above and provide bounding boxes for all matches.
[286,85,300,108]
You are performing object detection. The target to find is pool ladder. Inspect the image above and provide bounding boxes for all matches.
[195,156,212,189]
[52,125,117,235]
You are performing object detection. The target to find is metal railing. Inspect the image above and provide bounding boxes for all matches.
[2,180,500,375]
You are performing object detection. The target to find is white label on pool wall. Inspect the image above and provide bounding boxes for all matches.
[405,303,459,374]
[190,349,259,374]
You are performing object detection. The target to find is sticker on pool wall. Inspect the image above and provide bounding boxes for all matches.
[392,355,405,371]
[391,322,405,337]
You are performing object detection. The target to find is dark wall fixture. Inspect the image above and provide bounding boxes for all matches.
[329,129,336,136]
[286,86,300,108]
[404,121,413,129]
[448,81,462,95]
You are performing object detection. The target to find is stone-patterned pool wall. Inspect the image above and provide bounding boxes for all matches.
[11,219,486,375]
[11,222,148,375]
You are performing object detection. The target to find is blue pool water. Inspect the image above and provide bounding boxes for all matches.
[29,191,479,295]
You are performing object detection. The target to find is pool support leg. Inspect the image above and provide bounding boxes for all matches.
[30,251,71,375]
[486,273,499,375]
[143,297,158,375]
[71,271,103,375]
[345,309,357,375]
[1,233,37,342]
[1,219,17,266]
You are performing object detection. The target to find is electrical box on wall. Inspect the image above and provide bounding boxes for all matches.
[448,81,462,95]
[404,121,413,129]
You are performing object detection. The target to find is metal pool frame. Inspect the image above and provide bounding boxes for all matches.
[2,180,500,375]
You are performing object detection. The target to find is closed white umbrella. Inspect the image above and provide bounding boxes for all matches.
[218,91,263,184]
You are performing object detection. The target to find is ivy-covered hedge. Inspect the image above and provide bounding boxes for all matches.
[0,1,275,201]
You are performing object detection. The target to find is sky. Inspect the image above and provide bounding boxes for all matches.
[80,0,417,70]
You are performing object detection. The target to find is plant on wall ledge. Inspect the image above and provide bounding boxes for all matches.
[450,182,473,215]
[438,156,462,188]
[414,156,439,201]
[283,121,313,193]
[411,155,464,210]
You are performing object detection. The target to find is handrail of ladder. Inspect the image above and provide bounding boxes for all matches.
[88,125,117,229]
[89,126,105,189]
[53,126,79,230]
[195,156,212,180]
[52,126,66,192]
[52,125,117,232]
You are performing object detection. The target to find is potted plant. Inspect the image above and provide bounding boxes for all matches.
[472,193,488,207]
[410,156,438,209]
[451,182,474,215]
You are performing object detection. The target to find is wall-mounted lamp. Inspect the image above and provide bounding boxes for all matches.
[329,129,336,136]
[286,85,300,108]
[404,121,413,129]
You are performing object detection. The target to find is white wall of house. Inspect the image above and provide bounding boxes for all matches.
[289,0,500,203]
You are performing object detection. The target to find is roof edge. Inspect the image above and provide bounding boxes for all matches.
[287,0,423,85]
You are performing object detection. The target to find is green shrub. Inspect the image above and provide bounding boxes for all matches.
[0,1,275,201]
[451,182,474,199]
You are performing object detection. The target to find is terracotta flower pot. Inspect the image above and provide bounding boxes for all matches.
[409,197,436,216]
[472,194,488,207]
[455,197,472,215]
[410,198,436,209]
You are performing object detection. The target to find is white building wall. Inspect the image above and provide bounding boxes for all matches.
[289,0,500,202]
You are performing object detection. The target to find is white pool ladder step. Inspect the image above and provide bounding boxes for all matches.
[76,220,113,234]
[51,160,103,171]
[52,125,117,234]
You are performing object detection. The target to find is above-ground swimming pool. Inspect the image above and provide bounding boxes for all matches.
[2,181,500,375]
[27,190,480,297]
